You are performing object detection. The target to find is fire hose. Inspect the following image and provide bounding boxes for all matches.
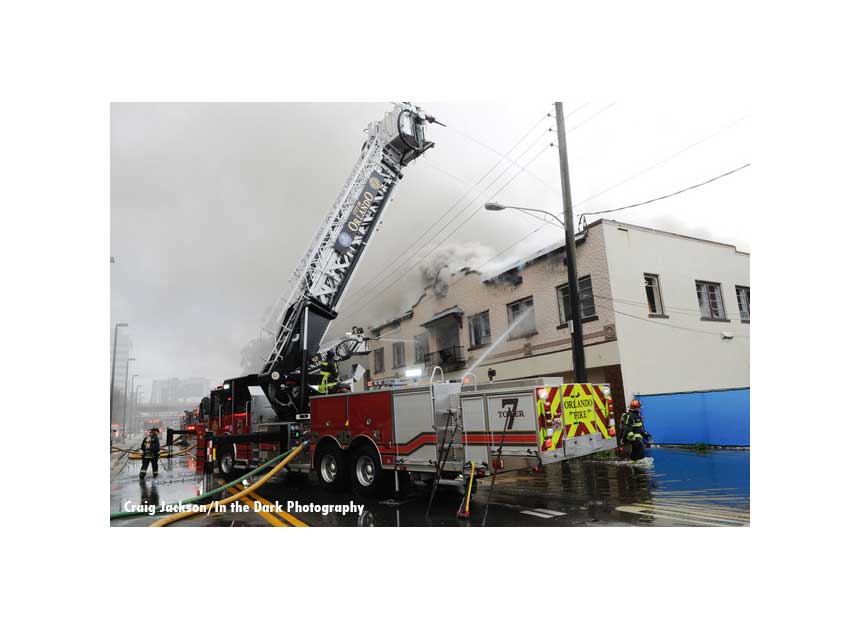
[149,442,307,527]
[111,444,195,459]
[457,462,476,519]
[110,443,302,521]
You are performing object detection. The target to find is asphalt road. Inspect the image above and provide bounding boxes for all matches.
[110,446,750,527]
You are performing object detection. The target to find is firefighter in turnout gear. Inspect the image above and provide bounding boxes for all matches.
[621,399,651,461]
[139,428,160,479]
[318,351,339,395]
[319,350,350,394]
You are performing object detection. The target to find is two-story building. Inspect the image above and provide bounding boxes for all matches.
[360,219,750,446]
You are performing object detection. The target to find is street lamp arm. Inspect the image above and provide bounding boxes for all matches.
[506,205,565,228]
[484,201,565,228]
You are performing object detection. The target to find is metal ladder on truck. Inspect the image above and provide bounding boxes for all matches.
[425,382,468,516]
[254,103,438,420]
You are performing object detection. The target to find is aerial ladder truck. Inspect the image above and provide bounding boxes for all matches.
[197,103,438,478]
[197,103,618,498]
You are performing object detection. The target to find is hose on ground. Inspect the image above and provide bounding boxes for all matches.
[149,441,307,527]
[127,445,195,460]
[111,444,195,459]
[110,445,298,520]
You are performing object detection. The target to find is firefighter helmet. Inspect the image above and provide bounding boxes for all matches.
[629,399,641,409]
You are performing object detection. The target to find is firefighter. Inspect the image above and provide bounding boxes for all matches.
[621,399,651,461]
[318,350,339,395]
[139,428,161,479]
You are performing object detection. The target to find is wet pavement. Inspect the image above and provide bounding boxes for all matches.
[111,446,749,527]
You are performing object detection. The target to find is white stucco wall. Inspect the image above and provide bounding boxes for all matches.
[601,220,750,398]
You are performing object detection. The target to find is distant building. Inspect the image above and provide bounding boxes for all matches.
[150,377,215,404]
[364,219,750,445]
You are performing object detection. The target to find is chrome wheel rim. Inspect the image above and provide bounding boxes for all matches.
[321,454,338,483]
[355,455,376,487]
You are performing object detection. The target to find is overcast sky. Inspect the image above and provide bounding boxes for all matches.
[111,100,750,397]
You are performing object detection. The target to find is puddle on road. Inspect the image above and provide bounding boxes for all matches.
[111,446,749,527]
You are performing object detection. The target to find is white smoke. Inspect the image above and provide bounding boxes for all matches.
[418,241,496,297]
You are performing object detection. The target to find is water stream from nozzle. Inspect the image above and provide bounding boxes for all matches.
[464,306,535,378]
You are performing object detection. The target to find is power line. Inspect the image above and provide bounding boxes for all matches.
[595,303,749,338]
[579,163,750,223]
[442,102,590,195]
[344,112,552,301]
[447,158,752,297]
[573,115,748,210]
[349,141,555,318]
[564,102,616,136]
[346,130,554,316]
[346,104,620,319]
[593,293,706,315]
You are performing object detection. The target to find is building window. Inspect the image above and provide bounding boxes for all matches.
[414,334,429,363]
[373,347,385,374]
[736,285,750,321]
[392,342,405,368]
[507,297,537,339]
[469,311,492,347]
[557,276,597,323]
[644,274,665,315]
[696,281,726,320]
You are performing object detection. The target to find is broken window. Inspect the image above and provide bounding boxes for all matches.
[644,274,665,315]
[469,311,492,347]
[393,341,406,368]
[507,297,537,339]
[736,285,750,321]
[557,275,597,323]
[414,334,429,363]
[696,281,726,319]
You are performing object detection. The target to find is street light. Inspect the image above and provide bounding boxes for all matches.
[484,202,566,229]
[122,358,136,439]
[129,374,139,435]
[109,323,128,428]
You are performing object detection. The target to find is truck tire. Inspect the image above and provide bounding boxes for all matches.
[316,443,348,491]
[218,443,237,478]
[351,443,383,496]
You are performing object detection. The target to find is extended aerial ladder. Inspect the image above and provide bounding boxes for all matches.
[256,103,437,420]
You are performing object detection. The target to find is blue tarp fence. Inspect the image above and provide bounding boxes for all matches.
[637,387,749,446]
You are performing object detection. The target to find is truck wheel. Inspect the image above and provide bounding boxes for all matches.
[317,443,347,491]
[351,444,382,496]
[218,444,236,477]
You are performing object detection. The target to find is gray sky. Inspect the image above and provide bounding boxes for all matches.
[111,101,749,396]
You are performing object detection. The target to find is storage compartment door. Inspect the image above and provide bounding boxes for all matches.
[461,395,489,467]
[486,393,538,458]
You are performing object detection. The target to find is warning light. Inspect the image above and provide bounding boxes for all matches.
[544,438,552,448]
[608,427,616,437]
[537,388,549,400]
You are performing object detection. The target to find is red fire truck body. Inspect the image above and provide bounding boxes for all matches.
[197,376,616,495]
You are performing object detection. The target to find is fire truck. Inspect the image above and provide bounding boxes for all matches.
[196,103,617,496]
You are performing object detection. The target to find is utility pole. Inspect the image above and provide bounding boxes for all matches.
[109,323,127,430]
[554,102,587,382]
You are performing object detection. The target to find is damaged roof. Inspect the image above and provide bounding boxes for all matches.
[484,229,586,281]
[420,305,464,327]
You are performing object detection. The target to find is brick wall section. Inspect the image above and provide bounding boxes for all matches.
[368,224,615,381]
